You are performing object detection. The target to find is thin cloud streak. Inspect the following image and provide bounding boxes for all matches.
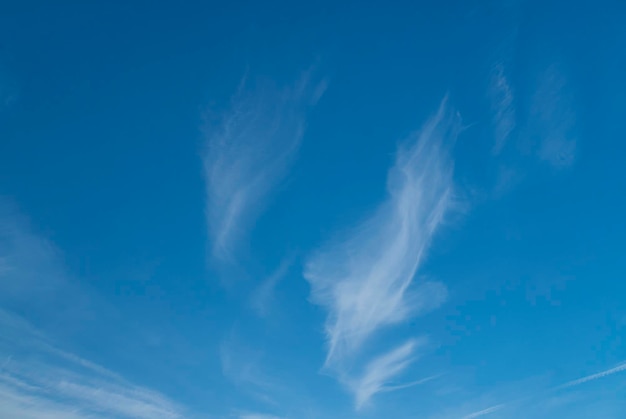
[461,404,506,419]
[204,74,325,262]
[0,310,186,419]
[351,339,427,410]
[555,362,626,390]
[305,99,459,407]
[454,361,626,418]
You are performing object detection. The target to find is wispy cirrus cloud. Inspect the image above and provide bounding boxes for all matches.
[489,59,577,170]
[0,200,189,419]
[251,256,294,317]
[304,99,459,407]
[203,73,326,262]
[460,404,506,419]
[0,309,186,419]
[219,331,286,407]
[452,360,626,419]
[554,361,626,390]
[350,339,432,410]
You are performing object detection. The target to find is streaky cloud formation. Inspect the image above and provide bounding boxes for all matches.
[456,360,626,419]
[305,99,460,407]
[204,73,326,262]
[461,404,506,419]
[0,309,186,419]
[554,361,626,390]
[351,339,425,410]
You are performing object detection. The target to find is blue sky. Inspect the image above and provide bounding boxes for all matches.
[1,0,626,418]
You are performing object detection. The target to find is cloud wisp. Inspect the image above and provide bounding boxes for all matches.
[350,339,431,410]
[304,99,460,407]
[203,73,325,263]
[455,360,626,419]
[554,361,626,390]
[0,309,186,419]
[0,199,189,419]
[488,59,578,170]
[251,256,294,317]
[460,404,506,419]
[489,63,516,155]
[530,64,577,168]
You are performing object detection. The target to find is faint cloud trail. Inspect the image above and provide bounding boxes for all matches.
[554,361,626,390]
[203,73,326,263]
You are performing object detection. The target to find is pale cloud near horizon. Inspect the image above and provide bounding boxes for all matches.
[0,309,186,419]
[203,73,326,263]
[455,360,626,419]
[304,100,459,408]
[460,404,506,419]
[0,202,188,419]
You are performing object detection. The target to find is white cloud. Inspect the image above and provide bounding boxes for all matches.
[351,339,430,410]
[203,73,325,262]
[0,309,186,419]
[555,362,626,390]
[304,99,459,406]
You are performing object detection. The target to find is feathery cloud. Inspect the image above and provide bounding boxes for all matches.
[203,73,325,262]
[304,99,459,406]
[350,339,427,410]
[0,309,186,419]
